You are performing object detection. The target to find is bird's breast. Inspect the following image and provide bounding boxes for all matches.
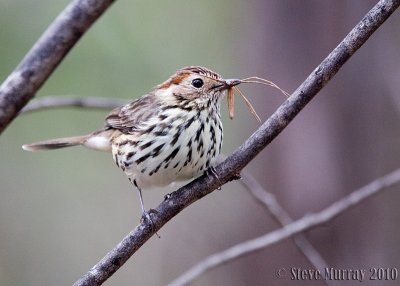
[111,108,223,189]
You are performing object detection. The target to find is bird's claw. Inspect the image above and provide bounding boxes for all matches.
[140,209,160,238]
[205,166,222,189]
[164,193,172,200]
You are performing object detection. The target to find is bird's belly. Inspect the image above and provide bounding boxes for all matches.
[112,116,222,189]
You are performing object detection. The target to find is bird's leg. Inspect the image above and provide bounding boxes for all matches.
[129,178,158,234]
[137,185,151,223]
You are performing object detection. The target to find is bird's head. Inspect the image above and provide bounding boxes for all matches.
[156,66,240,110]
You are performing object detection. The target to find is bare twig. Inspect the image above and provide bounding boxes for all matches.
[71,1,400,285]
[21,96,127,113]
[214,155,330,279]
[167,168,400,286]
[240,172,331,283]
[0,0,115,134]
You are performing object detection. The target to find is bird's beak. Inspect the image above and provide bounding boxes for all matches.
[224,79,241,88]
[212,79,241,91]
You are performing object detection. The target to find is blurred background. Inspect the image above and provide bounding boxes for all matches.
[1,0,400,285]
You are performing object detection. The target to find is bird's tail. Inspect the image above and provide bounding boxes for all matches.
[22,135,89,151]
[22,130,113,152]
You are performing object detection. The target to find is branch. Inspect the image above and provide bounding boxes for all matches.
[71,1,400,285]
[240,171,331,283]
[0,0,115,134]
[167,168,400,286]
[21,96,127,113]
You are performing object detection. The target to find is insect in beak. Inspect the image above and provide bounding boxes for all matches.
[223,79,242,121]
[225,80,240,121]
[225,77,289,123]
[224,78,262,122]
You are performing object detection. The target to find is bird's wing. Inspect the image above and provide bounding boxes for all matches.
[105,93,160,134]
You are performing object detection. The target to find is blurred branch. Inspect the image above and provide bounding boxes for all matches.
[71,1,400,285]
[21,96,127,113]
[240,171,332,285]
[215,155,331,282]
[0,0,115,134]
[167,168,400,286]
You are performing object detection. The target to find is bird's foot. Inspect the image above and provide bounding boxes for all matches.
[140,209,160,238]
[205,166,222,190]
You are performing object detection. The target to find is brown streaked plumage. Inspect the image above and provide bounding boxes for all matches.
[23,66,241,221]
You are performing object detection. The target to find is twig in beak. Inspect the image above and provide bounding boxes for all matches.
[225,76,288,123]
[241,77,290,98]
[233,87,261,123]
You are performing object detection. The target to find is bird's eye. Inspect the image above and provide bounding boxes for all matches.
[191,78,204,88]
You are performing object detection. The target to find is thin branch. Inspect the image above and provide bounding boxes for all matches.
[214,155,330,280]
[71,1,400,285]
[0,0,115,134]
[240,171,331,283]
[167,168,400,286]
[21,96,127,113]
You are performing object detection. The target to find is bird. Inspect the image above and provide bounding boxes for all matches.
[23,66,241,221]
